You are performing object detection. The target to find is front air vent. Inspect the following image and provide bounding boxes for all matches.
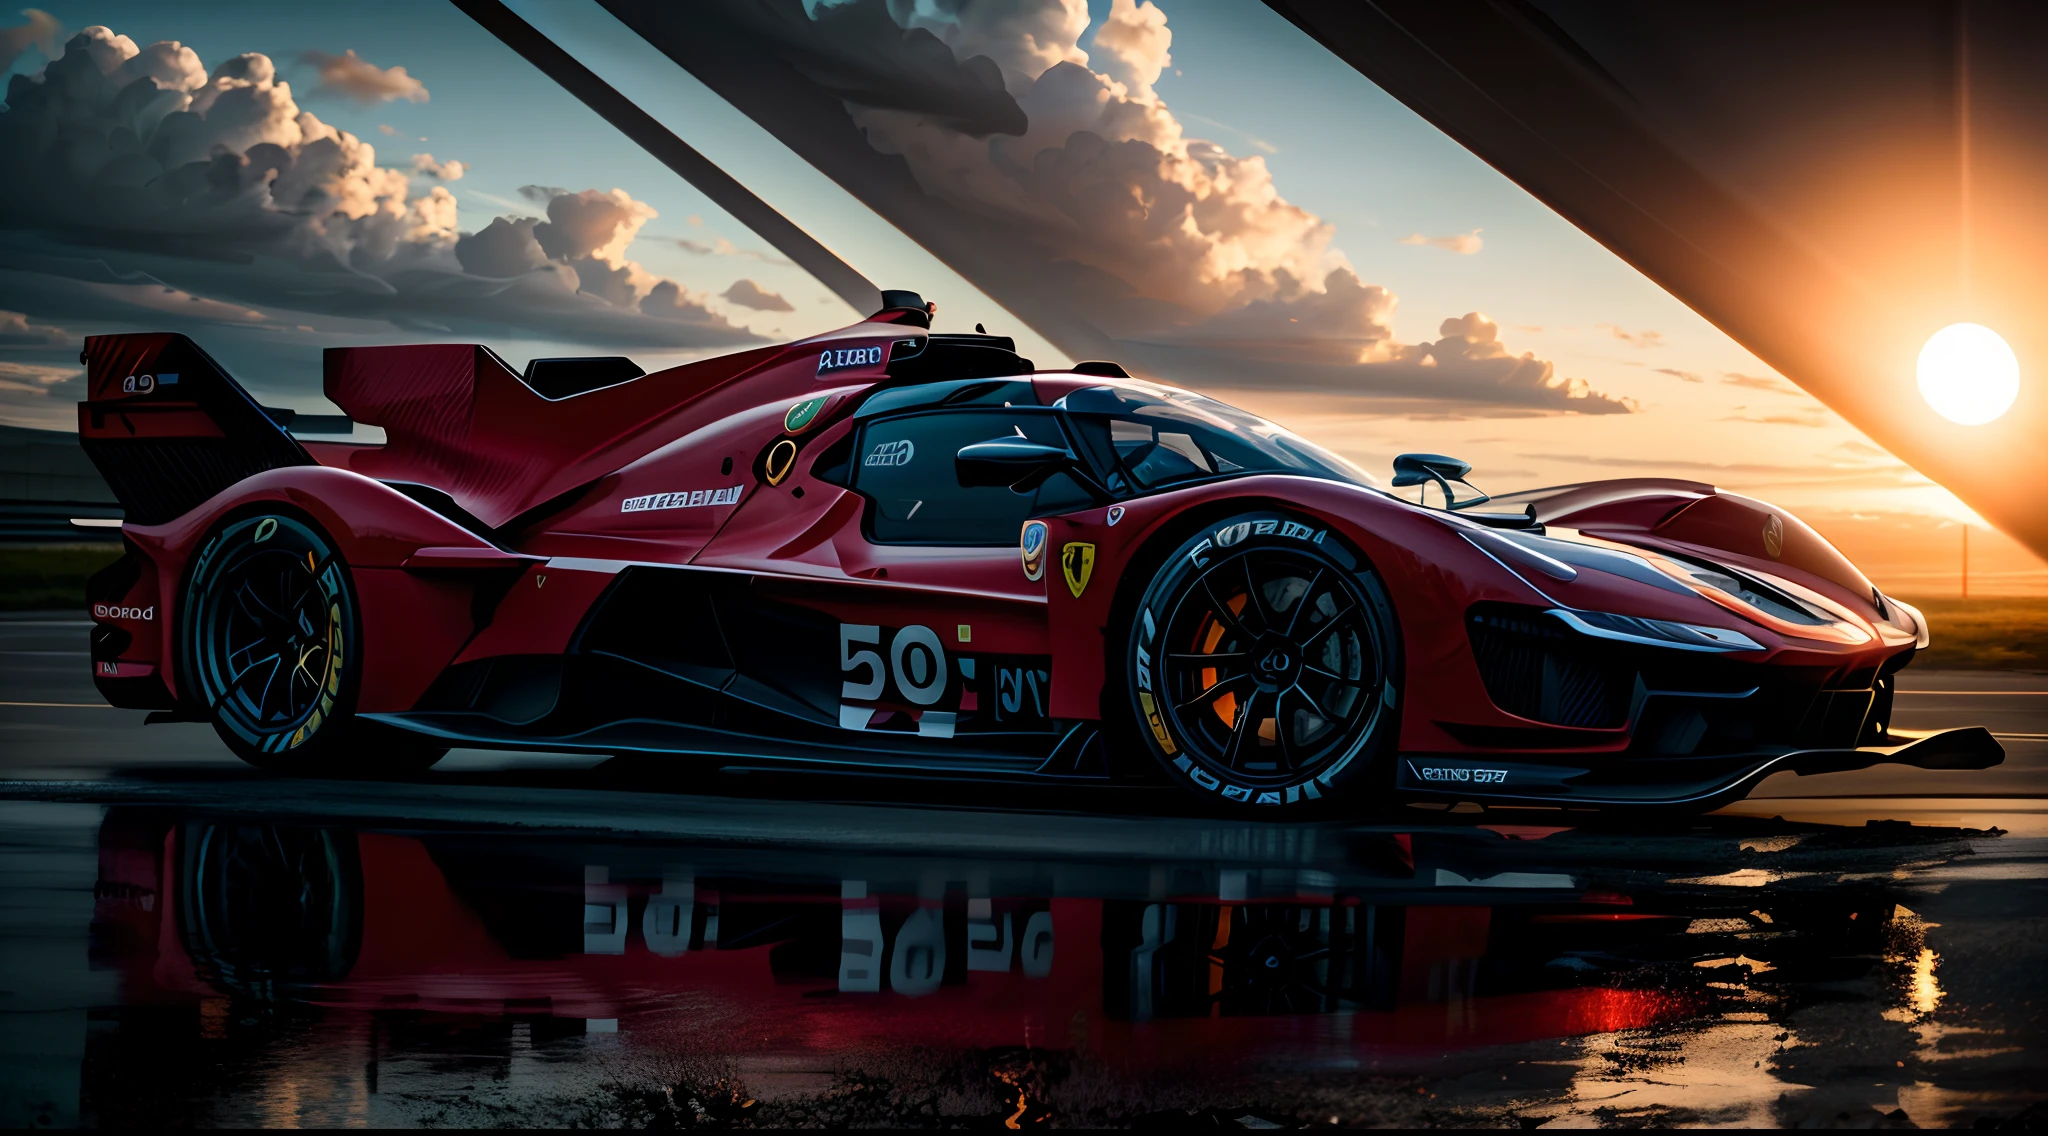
[1467,607,1634,729]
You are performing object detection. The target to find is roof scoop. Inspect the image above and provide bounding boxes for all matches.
[874,289,934,327]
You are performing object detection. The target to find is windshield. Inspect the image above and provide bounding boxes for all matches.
[1057,382,1379,494]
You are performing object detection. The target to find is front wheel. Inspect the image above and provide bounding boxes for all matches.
[182,512,444,774]
[1126,512,1400,812]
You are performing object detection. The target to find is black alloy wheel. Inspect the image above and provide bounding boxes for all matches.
[1210,905,1340,1015]
[182,512,442,773]
[179,822,363,997]
[1128,511,1400,811]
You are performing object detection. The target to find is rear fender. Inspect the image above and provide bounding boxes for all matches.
[86,539,171,708]
[121,466,504,709]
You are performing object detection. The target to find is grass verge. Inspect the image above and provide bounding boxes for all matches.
[0,543,124,611]
[1894,595,2048,671]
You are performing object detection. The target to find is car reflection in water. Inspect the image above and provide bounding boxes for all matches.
[82,809,2038,1128]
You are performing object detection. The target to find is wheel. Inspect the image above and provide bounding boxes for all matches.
[1126,511,1400,812]
[178,822,363,997]
[182,512,445,774]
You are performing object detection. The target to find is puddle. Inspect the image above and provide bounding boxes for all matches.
[1,802,2043,1127]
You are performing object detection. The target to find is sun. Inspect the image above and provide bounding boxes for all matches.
[1917,323,2019,425]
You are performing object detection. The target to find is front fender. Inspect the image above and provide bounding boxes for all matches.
[1038,476,1548,740]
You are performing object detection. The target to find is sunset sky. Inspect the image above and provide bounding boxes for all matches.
[1,0,2041,595]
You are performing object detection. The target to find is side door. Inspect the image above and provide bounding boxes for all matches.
[698,400,1091,750]
[821,405,1093,745]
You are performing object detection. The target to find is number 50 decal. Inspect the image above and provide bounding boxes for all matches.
[840,624,948,706]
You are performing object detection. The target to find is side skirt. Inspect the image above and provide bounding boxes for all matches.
[359,709,1101,779]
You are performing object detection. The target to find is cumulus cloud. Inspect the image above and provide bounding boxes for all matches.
[1399,228,1484,255]
[0,28,759,351]
[300,48,428,104]
[529,188,654,263]
[1601,323,1664,348]
[722,278,794,312]
[0,8,58,72]
[1137,281,1632,414]
[893,0,1090,96]
[746,0,1624,414]
[1091,0,1170,100]
[0,309,66,346]
[409,151,464,180]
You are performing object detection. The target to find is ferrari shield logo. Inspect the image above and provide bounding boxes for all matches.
[1020,520,1048,582]
[1763,513,1785,559]
[1061,542,1096,598]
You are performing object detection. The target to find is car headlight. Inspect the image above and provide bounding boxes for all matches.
[1885,594,1932,649]
[1466,527,1872,646]
[1663,556,1831,626]
[1550,608,1764,653]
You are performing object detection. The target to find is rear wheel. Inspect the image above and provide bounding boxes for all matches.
[179,822,363,996]
[1126,511,1400,812]
[182,512,444,774]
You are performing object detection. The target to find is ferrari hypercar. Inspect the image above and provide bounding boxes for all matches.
[77,289,2001,812]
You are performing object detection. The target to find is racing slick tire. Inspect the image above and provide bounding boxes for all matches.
[181,512,446,775]
[1125,510,1400,813]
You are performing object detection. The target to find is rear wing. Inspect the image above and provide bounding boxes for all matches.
[77,333,315,526]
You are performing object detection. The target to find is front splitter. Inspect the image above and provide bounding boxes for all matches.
[1396,727,2004,809]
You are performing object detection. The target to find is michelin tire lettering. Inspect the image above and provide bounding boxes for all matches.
[1186,519,1325,567]
[1133,511,1398,810]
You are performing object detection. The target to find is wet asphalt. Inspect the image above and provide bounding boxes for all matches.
[2,613,2044,1127]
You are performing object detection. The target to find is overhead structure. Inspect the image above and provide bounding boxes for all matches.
[1265,0,2048,559]
[454,0,2048,558]
[448,0,881,315]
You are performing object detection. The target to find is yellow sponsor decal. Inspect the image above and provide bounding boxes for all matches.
[1138,690,1177,754]
[1061,541,1096,598]
[764,437,799,486]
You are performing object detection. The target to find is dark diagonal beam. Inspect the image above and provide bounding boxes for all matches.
[449,0,882,315]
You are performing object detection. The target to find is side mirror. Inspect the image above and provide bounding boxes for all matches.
[1390,452,1472,488]
[956,437,1075,491]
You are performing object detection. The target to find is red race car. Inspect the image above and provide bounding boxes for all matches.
[76,290,2000,812]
